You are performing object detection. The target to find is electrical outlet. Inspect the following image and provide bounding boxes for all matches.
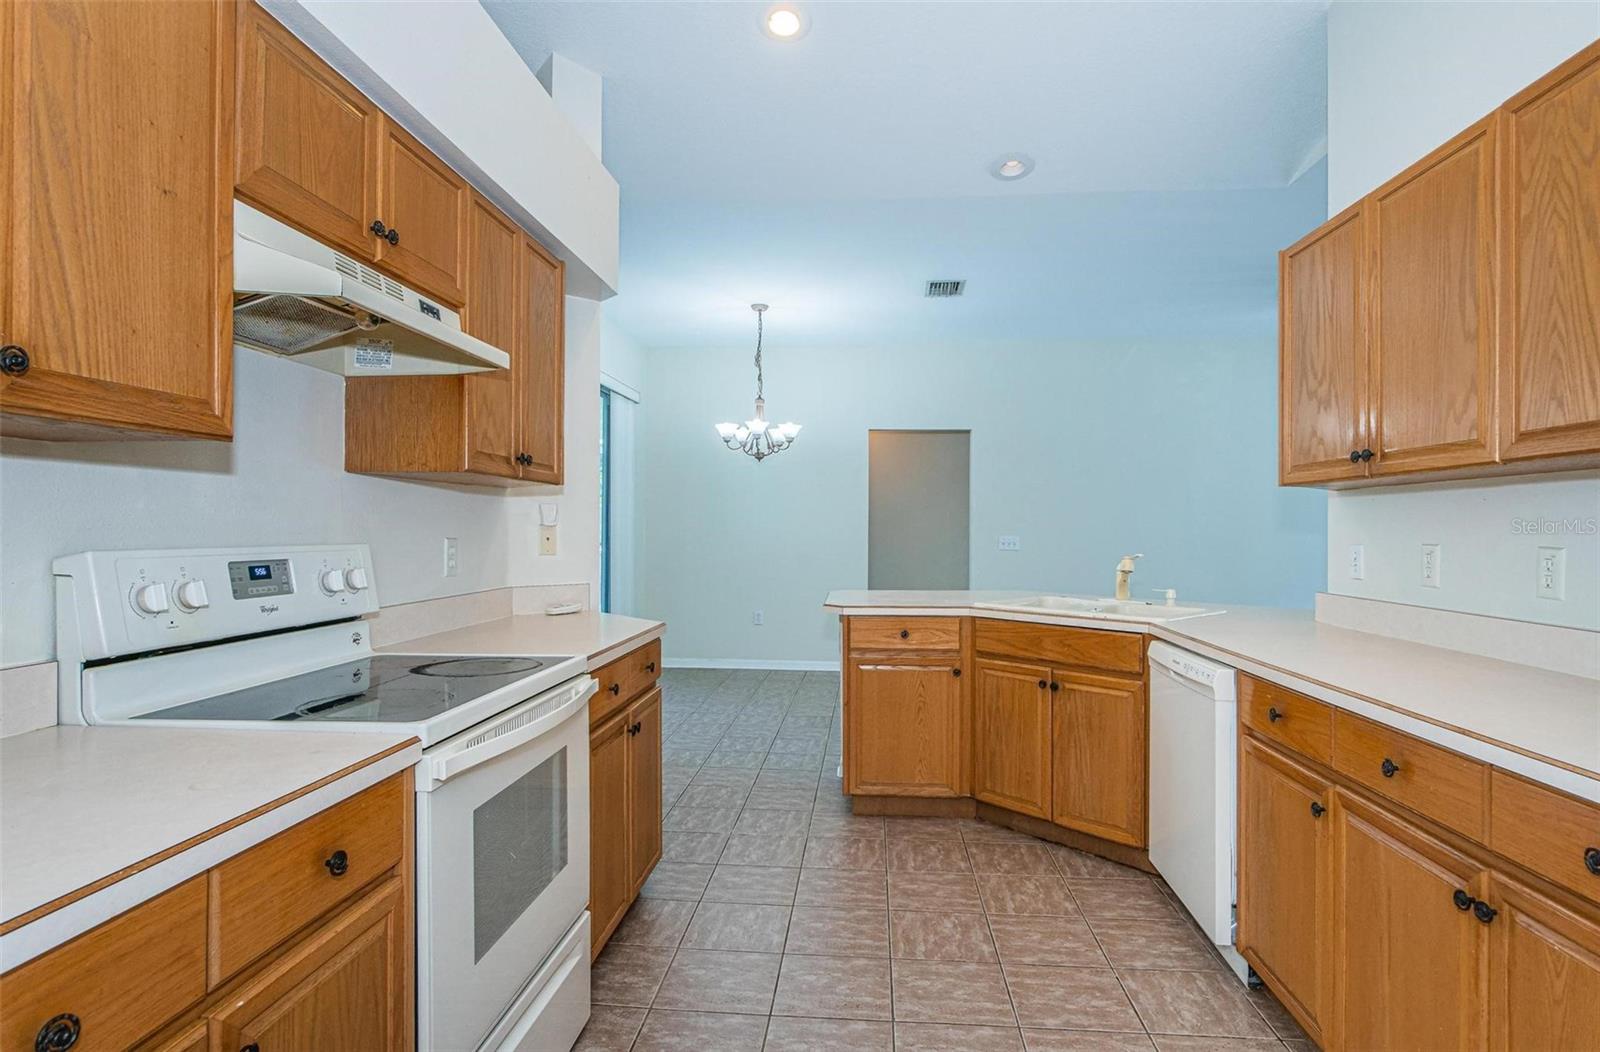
[1537,546,1567,600]
[1347,544,1365,581]
[1421,543,1441,589]
[538,526,557,556]
[998,535,1021,551]
[443,537,459,577]
[752,610,765,626]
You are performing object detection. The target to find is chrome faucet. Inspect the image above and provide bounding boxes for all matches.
[1114,554,1143,600]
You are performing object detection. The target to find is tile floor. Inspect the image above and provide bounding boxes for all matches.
[578,669,1312,1052]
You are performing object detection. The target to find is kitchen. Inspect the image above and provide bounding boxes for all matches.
[1,2,1598,1052]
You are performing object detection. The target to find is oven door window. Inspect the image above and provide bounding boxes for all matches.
[473,747,568,961]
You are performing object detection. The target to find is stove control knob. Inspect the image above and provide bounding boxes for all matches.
[132,581,171,615]
[173,579,210,613]
[343,567,370,593]
[320,569,347,595]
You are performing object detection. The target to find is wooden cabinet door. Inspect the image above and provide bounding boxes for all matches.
[1279,205,1369,483]
[235,2,378,259]
[1489,873,1600,1050]
[845,659,963,797]
[589,709,632,952]
[1331,790,1488,1052]
[1498,39,1600,462]
[461,194,523,478]
[208,877,410,1052]
[627,687,664,894]
[973,658,1052,819]
[375,116,468,306]
[1238,736,1329,1040]
[1368,117,1498,475]
[0,0,233,440]
[1050,669,1146,846]
[518,235,565,483]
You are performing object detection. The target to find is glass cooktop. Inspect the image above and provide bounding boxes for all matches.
[137,655,566,725]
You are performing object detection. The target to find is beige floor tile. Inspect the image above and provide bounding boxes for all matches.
[884,817,968,841]
[611,897,698,948]
[765,1016,894,1052]
[662,805,742,833]
[1086,914,1220,971]
[574,1005,646,1051]
[640,861,716,901]
[676,784,751,809]
[591,944,675,1007]
[1046,845,1150,881]
[967,841,1061,874]
[785,906,891,957]
[746,786,819,811]
[886,838,972,873]
[1246,987,1310,1042]
[1021,1031,1156,1051]
[1004,965,1142,1031]
[887,872,984,913]
[988,915,1107,968]
[891,960,1017,1026]
[653,948,782,1015]
[691,768,760,789]
[1149,1038,1286,1051]
[720,832,809,867]
[633,1009,770,1051]
[661,831,729,865]
[813,792,855,815]
[757,770,823,790]
[956,820,1041,844]
[735,809,814,837]
[703,864,802,905]
[894,1022,1026,1051]
[682,901,792,953]
[773,954,894,1020]
[890,909,998,962]
[978,873,1079,916]
[805,836,888,870]
[1069,879,1178,921]
[797,868,890,909]
[809,813,888,838]
[1117,970,1276,1039]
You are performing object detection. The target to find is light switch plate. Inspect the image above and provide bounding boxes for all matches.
[998,535,1021,552]
[1538,546,1566,600]
[1421,543,1441,588]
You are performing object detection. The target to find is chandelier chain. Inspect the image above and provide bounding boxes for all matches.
[754,308,764,401]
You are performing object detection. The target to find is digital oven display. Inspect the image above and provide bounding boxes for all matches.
[228,559,294,600]
[248,564,273,581]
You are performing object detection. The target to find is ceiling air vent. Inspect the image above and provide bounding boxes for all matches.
[924,280,965,298]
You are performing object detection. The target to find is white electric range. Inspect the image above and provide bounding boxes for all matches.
[54,545,596,1052]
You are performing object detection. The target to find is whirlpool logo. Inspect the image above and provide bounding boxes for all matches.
[259,603,281,615]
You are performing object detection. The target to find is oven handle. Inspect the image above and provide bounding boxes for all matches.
[422,677,596,790]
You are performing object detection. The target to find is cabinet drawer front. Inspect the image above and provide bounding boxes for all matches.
[1332,713,1488,841]
[1240,675,1334,766]
[1491,770,1600,904]
[0,878,207,1052]
[850,617,961,652]
[211,774,406,983]
[592,638,663,726]
[974,618,1142,674]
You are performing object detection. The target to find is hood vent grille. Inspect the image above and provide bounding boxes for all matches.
[233,294,368,355]
[333,254,405,301]
[925,280,965,298]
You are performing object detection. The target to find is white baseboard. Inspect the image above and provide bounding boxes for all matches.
[664,657,841,672]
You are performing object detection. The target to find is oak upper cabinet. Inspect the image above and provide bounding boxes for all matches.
[844,659,964,797]
[236,1,378,259]
[462,194,526,479]
[1498,39,1600,462]
[1279,206,1369,483]
[973,658,1053,819]
[1050,669,1146,846]
[589,709,632,953]
[1238,736,1330,1042]
[1367,117,1499,475]
[627,687,664,893]
[519,234,567,484]
[1330,789,1487,1052]
[1490,874,1600,1050]
[374,116,469,307]
[0,0,234,441]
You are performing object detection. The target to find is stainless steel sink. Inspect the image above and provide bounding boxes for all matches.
[972,595,1222,622]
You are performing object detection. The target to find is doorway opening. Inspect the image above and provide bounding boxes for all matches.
[867,429,971,589]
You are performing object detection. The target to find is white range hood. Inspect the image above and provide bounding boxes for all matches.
[232,201,509,376]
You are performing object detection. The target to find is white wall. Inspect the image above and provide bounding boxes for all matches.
[1324,0,1600,629]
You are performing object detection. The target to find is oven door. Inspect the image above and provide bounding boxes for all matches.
[416,675,594,1052]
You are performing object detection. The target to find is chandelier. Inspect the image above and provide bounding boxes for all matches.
[715,303,800,462]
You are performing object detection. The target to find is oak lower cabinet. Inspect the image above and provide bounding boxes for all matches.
[1051,669,1146,845]
[1,0,235,441]
[589,647,663,957]
[1491,875,1600,1049]
[972,659,1053,818]
[845,659,964,797]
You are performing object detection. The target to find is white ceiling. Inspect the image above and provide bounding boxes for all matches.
[484,0,1331,346]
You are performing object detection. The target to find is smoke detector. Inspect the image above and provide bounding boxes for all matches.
[924,280,965,298]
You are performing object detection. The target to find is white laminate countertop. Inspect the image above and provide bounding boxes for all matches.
[0,725,419,968]
[383,611,666,670]
[825,590,1600,801]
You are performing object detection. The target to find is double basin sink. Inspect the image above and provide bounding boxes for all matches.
[972,594,1222,623]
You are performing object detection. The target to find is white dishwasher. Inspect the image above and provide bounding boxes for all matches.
[1147,640,1247,983]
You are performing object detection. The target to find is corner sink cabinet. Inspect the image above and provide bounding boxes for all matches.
[841,615,1149,857]
[1236,673,1600,1051]
[1279,37,1600,486]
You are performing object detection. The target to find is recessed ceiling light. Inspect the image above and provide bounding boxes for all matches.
[763,5,808,40]
[990,154,1035,181]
